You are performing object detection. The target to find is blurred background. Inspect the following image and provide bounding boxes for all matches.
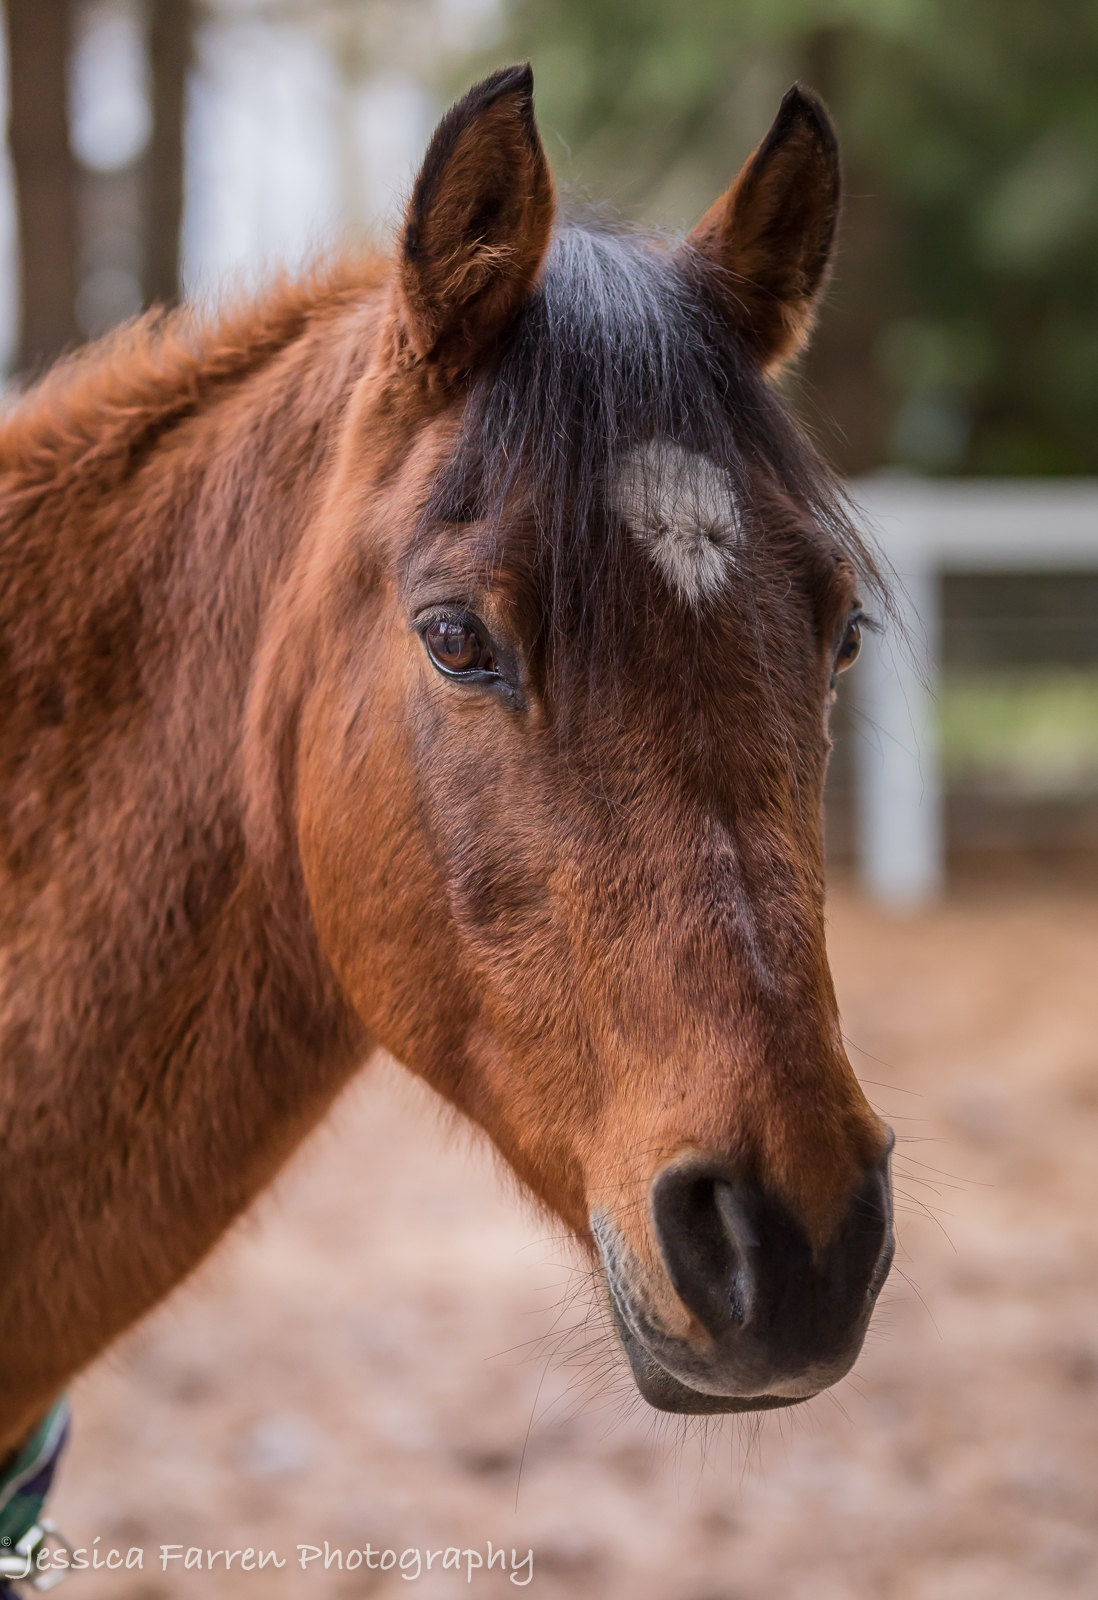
[6,2,1097,1597]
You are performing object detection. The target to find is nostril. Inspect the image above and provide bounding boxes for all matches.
[866,1134,896,1303]
[714,1183,758,1326]
[867,1227,895,1304]
[650,1151,894,1365]
[649,1165,761,1339]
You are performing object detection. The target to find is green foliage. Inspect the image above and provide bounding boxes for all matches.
[941,671,1098,792]
[463,0,1098,475]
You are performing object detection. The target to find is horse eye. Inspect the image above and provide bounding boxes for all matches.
[423,616,493,675]
[835,614,862,672]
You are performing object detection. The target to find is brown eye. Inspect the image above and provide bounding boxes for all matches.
[836,614,862,672]
[423,616,492,675]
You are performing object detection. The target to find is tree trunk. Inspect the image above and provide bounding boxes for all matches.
[142,0,193,308]
[6,0,81,373]
[794,26,902,477]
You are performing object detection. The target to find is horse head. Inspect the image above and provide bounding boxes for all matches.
[275,65,894,1414]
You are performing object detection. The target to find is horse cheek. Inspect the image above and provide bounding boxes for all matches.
[296,651,455,1064]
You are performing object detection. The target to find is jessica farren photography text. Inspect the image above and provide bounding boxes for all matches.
[5,1537,535,1585]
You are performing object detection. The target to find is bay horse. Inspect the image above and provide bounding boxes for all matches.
[0,62,893,1507]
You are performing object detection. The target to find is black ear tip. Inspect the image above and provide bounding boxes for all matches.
[777,83,837,152]
[434,63,536,146]
[468,61,535,113]
[408,63,541,247]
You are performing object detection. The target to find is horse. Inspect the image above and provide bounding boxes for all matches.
[0,61,894,1520]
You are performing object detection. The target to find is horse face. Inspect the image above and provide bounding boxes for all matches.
[295,68,894,1414]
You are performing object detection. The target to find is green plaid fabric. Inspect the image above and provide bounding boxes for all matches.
[0,1398,70,1554]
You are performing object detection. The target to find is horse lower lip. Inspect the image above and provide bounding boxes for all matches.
[605,1288,815,1415]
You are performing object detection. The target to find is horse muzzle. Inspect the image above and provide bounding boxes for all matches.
[592,1138,895,1414]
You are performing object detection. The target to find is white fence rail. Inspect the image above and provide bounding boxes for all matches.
[849,479,1098,908]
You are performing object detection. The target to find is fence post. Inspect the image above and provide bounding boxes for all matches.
[851,483,944,909]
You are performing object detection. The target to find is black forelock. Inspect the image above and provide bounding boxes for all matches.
[425,220,880,664]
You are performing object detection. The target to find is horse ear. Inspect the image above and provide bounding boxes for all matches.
[398,64,554,371]
[680,86,840,374]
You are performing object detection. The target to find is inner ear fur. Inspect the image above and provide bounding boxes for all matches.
[399,63,555,373]
[681,85,841,374]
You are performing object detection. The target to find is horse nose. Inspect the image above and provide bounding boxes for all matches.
[649,1141,894,1390]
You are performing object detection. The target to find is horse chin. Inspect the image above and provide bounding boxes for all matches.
[606,1293,811,1416]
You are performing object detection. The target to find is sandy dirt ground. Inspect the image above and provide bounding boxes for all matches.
[46,885,1098,1600]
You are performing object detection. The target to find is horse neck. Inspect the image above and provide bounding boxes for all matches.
[0,281,381,1437]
